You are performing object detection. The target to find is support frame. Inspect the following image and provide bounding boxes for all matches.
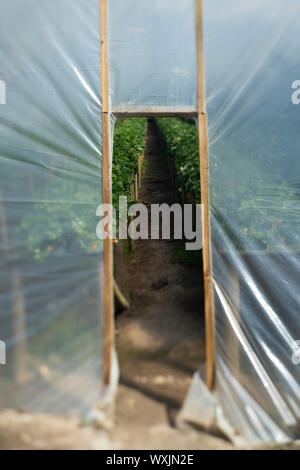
[195,0,216,390]
[100,0,114,386]
[100,0,216,391]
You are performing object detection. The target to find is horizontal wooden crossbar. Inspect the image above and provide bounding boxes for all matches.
[111,106,198,118]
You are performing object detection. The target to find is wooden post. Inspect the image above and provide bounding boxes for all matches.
[100,0,114,386]
[11,267,27,384]
[134,174,138,200]
[195,0,216,390]
[0,195,27,384]
[138,157,142,187]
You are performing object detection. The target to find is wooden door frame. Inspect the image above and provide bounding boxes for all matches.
[100,0,216,390]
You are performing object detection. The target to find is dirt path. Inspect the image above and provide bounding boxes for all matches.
[113,119,233,449]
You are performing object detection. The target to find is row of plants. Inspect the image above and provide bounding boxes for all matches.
[157,117,300,252]
[15,118,146,261]
[112,118,147,209]
[0,120,147,377]
[156,118,200,201]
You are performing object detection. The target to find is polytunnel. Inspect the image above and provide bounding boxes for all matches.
[0,0,299,446]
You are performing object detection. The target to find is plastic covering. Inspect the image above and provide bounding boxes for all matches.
[0,0,104,415]
[0,0,299,445]
[108,0,197,107]
[204,0,300,443]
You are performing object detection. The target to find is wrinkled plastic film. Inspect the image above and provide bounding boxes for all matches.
[0,0,298,443]
[108,0,197,107]
[204,0,300,442]
[0,0,104,415]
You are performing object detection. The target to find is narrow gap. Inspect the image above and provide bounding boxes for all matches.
[113,117,205,439]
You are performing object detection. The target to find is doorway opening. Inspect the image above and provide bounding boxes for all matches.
[112,117,206,434]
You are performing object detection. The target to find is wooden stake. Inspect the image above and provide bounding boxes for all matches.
[195,0,216,390]
[100,0,114,386]
[134,174,138,200]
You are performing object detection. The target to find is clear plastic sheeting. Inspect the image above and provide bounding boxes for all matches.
[0,0,104,415]
[177,372,248,447]
[204,0,300,443]
[108,0,197,107]
[0,0,299,445]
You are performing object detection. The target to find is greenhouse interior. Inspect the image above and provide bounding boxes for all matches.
[0,0,299,451]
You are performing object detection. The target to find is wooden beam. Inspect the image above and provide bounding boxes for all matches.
[100,0,114,386]
[112,106,198,118]
[101,0,110,115]
[195,0,206,114]
[195,0,216,390]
